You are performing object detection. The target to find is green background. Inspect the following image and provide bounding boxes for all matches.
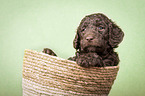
[0,0,145,96]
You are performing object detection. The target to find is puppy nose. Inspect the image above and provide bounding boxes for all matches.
[86,36,94,41]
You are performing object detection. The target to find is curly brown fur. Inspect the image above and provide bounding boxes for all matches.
[43,13,124,68]
[71,13,124,67]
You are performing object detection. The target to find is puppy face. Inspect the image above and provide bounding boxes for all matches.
[78,15,109,53]
[73,13,124,53]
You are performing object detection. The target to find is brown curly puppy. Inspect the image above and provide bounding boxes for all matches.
[43,13,124,68]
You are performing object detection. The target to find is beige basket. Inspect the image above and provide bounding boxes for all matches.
[22,49,119,96]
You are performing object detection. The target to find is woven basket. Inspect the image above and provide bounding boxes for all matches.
[22,49,119,96]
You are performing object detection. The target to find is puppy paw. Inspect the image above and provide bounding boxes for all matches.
[76,57,90,68]
[68,56,76,61]
[42,48,57,56]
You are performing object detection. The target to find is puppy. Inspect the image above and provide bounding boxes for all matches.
[43,13,124,68]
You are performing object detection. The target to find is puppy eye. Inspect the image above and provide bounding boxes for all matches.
[98,27,103,30]
[81,27,86,32]
[98,26,105,31]
[81,29,84,32]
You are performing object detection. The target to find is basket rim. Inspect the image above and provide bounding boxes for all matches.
[24,49,119,69]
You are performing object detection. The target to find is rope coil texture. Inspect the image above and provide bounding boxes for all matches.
[22,49,119,96]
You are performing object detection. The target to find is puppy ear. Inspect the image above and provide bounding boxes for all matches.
[109,21,124,48]
[73,33,80,49]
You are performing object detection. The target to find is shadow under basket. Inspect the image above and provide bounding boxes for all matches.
[22,49,119,96]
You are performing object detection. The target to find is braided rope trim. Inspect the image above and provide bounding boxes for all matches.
[23,49,119,95]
